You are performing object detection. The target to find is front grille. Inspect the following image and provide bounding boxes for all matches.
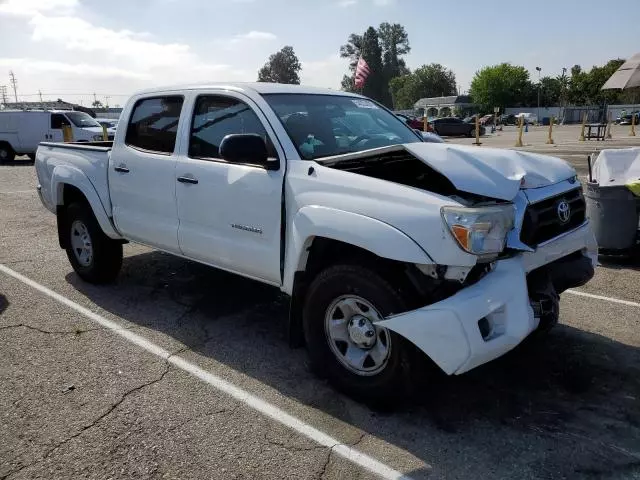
[520,188,586,246]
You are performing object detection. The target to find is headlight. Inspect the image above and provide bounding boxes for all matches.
[92,134,104,141]
[441,205,515,259]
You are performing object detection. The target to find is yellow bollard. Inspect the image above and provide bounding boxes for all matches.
[473,114,481,145]
[423,113,428,133]
[515,116,524,147]
[579,112,587,141]
[62,124,73,143]
[546,116,554,144]
[102,124,108,141]
[630,113,636,137]
[606,112,612,139]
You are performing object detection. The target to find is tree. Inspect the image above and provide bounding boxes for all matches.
[389,64,457,109]
[469,63,533,110]
[568,59,625,105]
[257,46,302,84]
[92,100,103,108]
[358,27,388,105]
[339,24,411,104]
[539,76,562,107]
[378,22,411,82]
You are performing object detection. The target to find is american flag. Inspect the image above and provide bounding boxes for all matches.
[354,57,371,88]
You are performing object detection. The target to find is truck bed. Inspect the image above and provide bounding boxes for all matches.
[36,141,113,216]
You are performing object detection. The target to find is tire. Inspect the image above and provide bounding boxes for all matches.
[64,202,122,284]
[0,143,15,164]
[303,264,415,406]
[27,153,36,161]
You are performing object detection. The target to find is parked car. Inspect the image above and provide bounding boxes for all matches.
[515,113,538,125]
[0,110,108,163]
[35,83,596,404]
[618,112,640,125]
[499,114,517,126]
[430,117,486,137]
[97,118,119,135]
[395,113,424,131]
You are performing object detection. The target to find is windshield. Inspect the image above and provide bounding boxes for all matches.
[262,94,422,160]
[65,111,101,128]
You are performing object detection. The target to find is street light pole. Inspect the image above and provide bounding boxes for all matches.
[536,66,542,125]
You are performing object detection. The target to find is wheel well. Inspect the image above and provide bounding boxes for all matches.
[56,184,90,249]
[288,237,420,348]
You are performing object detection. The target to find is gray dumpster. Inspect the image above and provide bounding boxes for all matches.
[585,182,640,252]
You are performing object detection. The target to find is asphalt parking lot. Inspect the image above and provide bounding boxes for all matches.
[1,153,640,479]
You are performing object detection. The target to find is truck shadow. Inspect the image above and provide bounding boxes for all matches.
[65,250,640,479]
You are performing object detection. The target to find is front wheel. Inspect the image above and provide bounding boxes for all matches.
[303,264,415,405]
[64,202,123,284]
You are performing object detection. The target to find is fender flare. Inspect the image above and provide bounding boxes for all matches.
[282,205,433,294]
[51,164,122,239]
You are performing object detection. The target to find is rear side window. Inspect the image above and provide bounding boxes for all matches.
[189,95,268,160]
[125,96,184,154]
[50,114,68,129]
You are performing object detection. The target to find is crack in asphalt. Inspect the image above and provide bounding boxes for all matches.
[0,362,171,480]
[318,433,367,479]
[0,323,136,336]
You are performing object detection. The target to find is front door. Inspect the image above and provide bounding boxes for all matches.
[108,95,185,253]
[175,92,284,284]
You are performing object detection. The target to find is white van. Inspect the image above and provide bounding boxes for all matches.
[0,110,109,162]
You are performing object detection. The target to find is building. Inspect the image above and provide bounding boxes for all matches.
[413,95,475,117]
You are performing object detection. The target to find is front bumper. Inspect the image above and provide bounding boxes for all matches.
[377,222,597,375]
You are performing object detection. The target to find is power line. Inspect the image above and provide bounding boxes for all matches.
[9,71,18,102]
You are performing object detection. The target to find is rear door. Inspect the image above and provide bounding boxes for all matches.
[108,95,185,252]
[175,91,284,284]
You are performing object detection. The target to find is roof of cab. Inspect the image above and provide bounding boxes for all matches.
[132,82,363,98]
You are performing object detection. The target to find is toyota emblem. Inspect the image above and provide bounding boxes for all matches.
[557,200,571,223]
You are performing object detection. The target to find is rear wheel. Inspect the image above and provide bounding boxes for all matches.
[64,202,122,284]
[0,143,15,164]
[303,264,415,406]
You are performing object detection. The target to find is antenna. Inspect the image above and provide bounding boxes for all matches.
[9,71,18,102]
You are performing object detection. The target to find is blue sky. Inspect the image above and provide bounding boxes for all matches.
[0,0,638,106]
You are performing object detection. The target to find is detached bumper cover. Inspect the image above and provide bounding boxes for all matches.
[378,222,596,376]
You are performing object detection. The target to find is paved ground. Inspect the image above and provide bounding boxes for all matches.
[1,149,640,479]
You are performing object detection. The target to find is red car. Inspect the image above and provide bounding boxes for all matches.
[395,113,432,132]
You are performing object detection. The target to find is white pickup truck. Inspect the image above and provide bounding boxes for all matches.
[35,83,596,403]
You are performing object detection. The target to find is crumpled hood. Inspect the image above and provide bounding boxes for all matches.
[404,142,576,201]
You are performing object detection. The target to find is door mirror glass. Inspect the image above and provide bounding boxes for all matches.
[219,134,276,170]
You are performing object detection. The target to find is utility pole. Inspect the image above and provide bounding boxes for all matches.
[93,92,97,106]
[104,95,110,108]
[536,66,542,125]
[0,85,7,106]
[9,71,18,102]
[38,90,43,103]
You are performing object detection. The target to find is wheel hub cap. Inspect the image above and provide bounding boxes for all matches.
[324,295,392,376]
[347,315,376,349]
[70,220,93,267]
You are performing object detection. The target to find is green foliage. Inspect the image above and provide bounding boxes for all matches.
[470,63,532,110]
[339,23,411,106]
[389,64,457,109]
[257,46,302,84]
[568,59,625,105]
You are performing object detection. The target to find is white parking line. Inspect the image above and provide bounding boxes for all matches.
[0,263,413,480]
[566,289,640,308]
[0,190,36,194]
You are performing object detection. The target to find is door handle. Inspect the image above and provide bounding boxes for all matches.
[177,176,198,185]
[114,165,130,173]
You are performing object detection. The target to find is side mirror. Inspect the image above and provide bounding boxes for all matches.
[219,134,278,170]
